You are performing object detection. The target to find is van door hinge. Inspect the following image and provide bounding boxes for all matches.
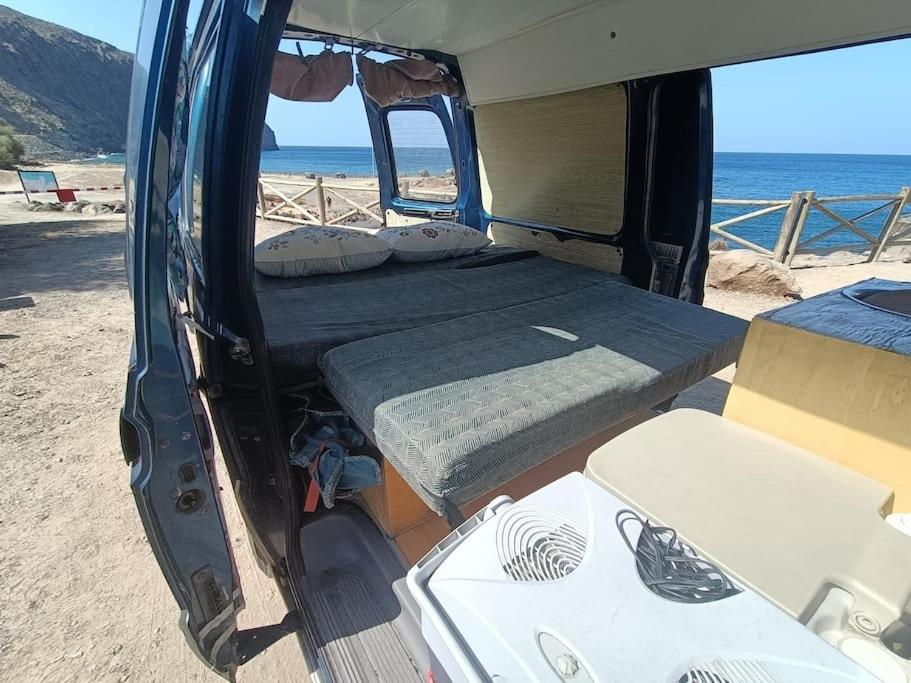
[177,312,253,365]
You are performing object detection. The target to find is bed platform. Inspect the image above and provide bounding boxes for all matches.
[320,278,746,519]
[258,251,747,523]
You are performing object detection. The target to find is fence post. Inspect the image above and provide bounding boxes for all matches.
[256,180,266,218]
[783,191,814,267]
[868,186,911,262]
[315,176,327,225]
[773,192,807,263]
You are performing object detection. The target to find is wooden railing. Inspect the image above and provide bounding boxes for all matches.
[711,187,911,265]
[257,176,458,227]
[257,176,383,226]
[259,175,910,265]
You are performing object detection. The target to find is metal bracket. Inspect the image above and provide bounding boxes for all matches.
[177,312,253,365]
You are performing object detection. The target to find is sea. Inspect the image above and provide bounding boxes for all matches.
[83,149,911,250]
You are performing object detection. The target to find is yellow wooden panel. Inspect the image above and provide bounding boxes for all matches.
[488,222,623,273]
[360,459,437,537]
[392,411,653,564]
[724,318,911,511]
[475,84,627,235]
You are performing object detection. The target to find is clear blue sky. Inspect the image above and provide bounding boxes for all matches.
[4,0,910,154]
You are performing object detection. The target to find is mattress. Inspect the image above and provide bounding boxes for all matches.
[258,255,627,386]
[320,281,747,517]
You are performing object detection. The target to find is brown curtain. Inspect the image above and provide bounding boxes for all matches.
[270,50,353,102]
[356,55,459,107]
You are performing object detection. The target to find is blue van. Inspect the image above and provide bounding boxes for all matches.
[121,1,911,678]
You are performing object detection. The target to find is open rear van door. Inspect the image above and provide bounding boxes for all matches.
[361,81,481,228]
[119,0,246,675]
[120,0,300,675]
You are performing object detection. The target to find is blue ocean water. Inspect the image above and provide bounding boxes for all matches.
[258,145,454,176]
[82,150,911,250]
[712,152,911,250]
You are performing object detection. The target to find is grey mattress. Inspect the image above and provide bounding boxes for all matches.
[258,255,628,386]
[320,281,747,516]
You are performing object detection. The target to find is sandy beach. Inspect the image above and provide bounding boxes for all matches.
[1,167,910,681]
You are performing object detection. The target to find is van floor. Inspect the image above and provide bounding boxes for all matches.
[297,502,426,682]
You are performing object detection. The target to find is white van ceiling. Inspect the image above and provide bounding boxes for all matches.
[286,0,911,104]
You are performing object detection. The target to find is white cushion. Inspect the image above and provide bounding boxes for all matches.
[254,226,392,277]
[376,221,491,262]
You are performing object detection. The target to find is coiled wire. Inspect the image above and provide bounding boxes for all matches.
[616,509,740,604]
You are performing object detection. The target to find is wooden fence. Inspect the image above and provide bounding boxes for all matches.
[256,176,455,226]
[257,176,383,226]
[711,187,911,265]
[258,176,910,265]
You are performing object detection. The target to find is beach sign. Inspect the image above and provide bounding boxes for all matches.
[16,170,77,203]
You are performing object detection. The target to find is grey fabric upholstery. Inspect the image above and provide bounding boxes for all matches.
[258,255,627,386]
[320,281,747,515]
[761,278,911,355]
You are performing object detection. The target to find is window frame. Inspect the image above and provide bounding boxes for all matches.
[382,103,458,206]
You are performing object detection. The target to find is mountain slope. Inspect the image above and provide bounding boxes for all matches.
[0,5,133,155]
[0,5,278,157]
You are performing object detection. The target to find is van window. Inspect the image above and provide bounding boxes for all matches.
[387,109,457,202]
[182,47,215,279]
[475,84,627,236]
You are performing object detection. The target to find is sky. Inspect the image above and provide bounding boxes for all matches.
[4,0,910,154]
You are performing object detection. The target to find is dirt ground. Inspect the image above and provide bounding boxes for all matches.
[0,203,306,682]
[1,189,909,681]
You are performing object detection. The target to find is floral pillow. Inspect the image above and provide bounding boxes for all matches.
[376,221,491,262]
[254,226,392,277]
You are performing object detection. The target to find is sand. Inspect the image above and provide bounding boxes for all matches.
[0,204,305,682]
[1,178,909,681]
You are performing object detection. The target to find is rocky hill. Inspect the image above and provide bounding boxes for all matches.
[0,5,132,156]
[0,5,278,157]
[262,123,278,151]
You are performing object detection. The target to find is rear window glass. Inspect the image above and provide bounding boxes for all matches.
[387,109,457,203]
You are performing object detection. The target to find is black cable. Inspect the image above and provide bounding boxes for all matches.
[616,509,740,604]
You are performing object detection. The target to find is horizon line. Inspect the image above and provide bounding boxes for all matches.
[268,144,911,157]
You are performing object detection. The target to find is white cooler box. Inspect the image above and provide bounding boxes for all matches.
[406,473,880,683]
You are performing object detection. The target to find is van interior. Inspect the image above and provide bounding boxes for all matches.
[142,0,911,679]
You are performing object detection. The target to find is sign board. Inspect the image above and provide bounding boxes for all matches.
[18,170,60,202]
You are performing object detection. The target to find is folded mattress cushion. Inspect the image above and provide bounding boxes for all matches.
[320,282,747,517]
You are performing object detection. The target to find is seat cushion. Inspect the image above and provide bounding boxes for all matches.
[320,281,747,515]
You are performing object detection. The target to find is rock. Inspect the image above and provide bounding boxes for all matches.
[708,238,729,251]
[706,249,802,298]
[29,201,63,212]
[110,200,125,213]
[261,123,279,151]
[418,168,431,178]
[63,200,90,212]
[305,172,316,179]
[334,172,346,179]
[81,202,113,215]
